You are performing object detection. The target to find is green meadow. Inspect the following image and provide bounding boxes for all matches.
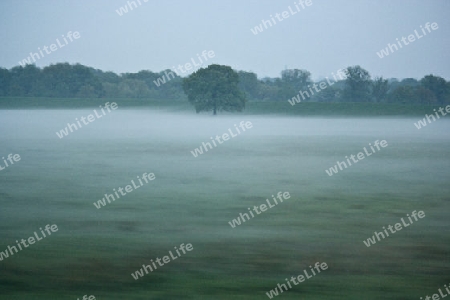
[0,101,449,299]
[0,97,443,116]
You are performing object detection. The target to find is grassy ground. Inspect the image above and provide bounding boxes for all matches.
[0,97,443,116]
[0,109,449,299]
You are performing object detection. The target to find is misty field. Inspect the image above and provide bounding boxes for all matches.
[1,108,449,299]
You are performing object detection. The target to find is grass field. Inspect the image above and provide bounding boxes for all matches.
[0,107,449,299]
[0,97,444,117]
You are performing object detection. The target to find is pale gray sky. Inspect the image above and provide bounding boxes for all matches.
[1,0,449,80]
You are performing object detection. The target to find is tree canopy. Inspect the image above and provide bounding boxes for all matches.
[182,64,246,115]
[343,66,372,102]
[0,62,449,106]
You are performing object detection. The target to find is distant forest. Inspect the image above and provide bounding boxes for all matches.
[0,63,449,105]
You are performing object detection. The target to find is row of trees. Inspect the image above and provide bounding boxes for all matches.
[0,63,184,99]
[238,66,450,105]
[0,63,449,105]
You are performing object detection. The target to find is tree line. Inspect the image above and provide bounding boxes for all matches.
[0,63,449,105]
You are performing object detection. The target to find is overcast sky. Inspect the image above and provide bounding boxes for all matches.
[1,0,449,80]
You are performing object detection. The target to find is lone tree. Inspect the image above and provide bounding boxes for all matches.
[182,64,246,115]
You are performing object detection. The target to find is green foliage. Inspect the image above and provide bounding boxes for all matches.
[385,75,449,105]
[343,65,371,102]
[281,69,311,89]
[371,77,389,103]
[8,64,41,96]
[400,78,419,87]
[0,68,10,96]
[0,62,448,106]
[387,86,419,104]
[416,86,438,105]
[420,74,449,105]
[183,64,246,115]
[279,69,312,100]
[312,86,339,103]
[256,79,280,101]
[238,71,259,100]
[38,63,103,97]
